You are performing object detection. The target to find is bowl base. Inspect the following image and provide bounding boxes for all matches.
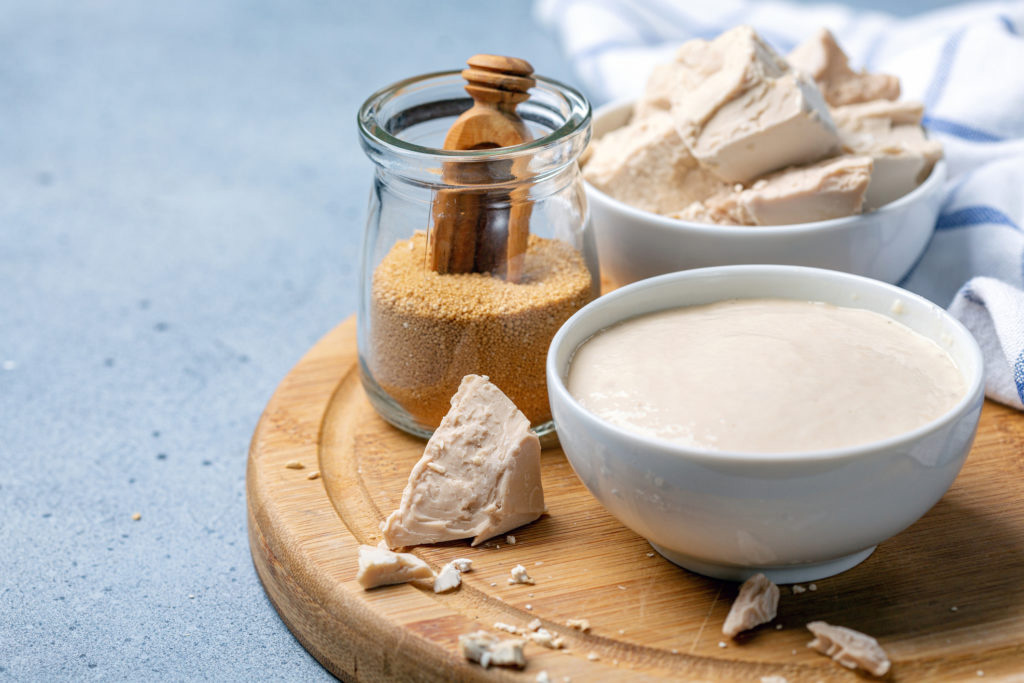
[649,542,876,584]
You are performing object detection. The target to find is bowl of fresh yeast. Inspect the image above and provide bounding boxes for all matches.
[583,26,946,287]
[546,265,984,582]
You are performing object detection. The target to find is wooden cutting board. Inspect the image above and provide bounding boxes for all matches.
[247,317,1024,682]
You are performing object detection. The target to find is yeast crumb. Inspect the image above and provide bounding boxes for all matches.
[566,618,590,632]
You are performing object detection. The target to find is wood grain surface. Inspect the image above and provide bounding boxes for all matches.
[247,317,1024,682]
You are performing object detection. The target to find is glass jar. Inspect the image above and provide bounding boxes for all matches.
[356,69,598,444]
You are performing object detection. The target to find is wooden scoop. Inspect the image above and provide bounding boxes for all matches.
[428,55,536,283]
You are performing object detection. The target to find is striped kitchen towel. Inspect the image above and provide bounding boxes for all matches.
[536,0,1024,410]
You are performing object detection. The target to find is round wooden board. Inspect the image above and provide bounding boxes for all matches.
[248,317,1024,682]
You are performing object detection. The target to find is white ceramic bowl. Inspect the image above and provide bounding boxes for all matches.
[586,100,948,287]
[546,265,984,583]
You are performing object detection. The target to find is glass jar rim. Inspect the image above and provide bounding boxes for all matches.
[357,69,592,163]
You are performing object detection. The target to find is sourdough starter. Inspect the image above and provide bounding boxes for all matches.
[567,298,965,453]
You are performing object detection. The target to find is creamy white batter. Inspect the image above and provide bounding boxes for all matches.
[567,298,966,453]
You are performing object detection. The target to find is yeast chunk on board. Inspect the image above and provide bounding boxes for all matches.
[382,374,544,548]
[807,620,892,676]
[722,573,780,638]
[355,544,433,590]
[459,631,527,669]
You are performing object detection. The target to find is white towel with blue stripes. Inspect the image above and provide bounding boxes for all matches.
[536,0,1024,410]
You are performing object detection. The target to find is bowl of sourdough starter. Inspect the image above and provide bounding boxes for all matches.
[546,265,984,582]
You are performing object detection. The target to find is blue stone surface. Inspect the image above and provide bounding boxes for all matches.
[0,1,979,679]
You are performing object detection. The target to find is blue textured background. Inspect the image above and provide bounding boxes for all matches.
[0,1,980,679]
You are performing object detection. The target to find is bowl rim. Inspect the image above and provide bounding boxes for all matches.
[546,264,985,464]
[584,97,948,235]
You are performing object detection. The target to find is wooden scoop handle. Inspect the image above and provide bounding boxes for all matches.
[461,55,534,105]
[429,55,535,282]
